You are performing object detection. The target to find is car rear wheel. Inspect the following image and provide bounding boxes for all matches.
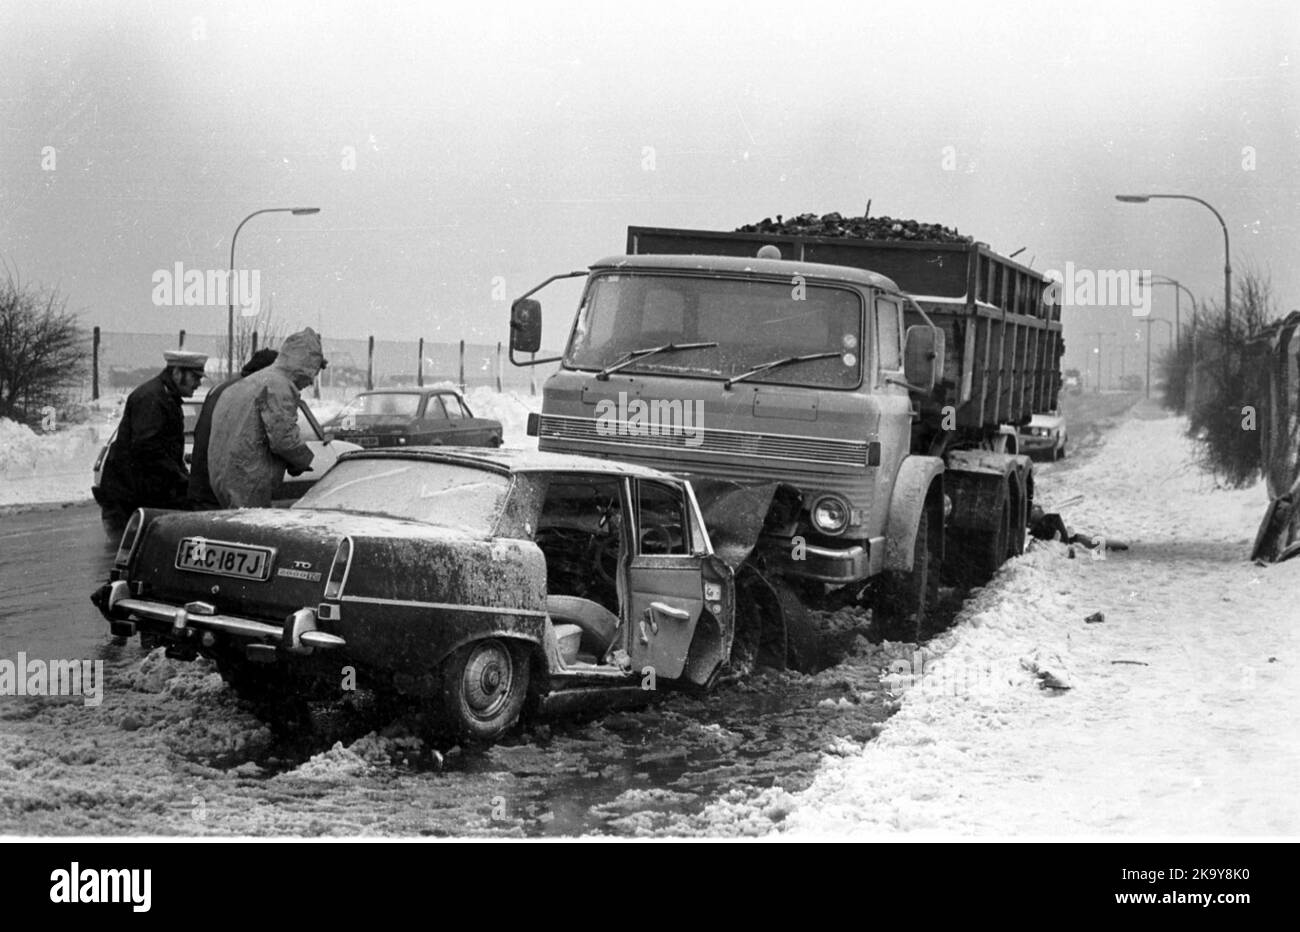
[439,639,529,742]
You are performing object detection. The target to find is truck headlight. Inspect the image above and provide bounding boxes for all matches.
[810,495,850,535]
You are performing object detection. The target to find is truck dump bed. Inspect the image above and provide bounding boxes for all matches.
[627,225,1063,430]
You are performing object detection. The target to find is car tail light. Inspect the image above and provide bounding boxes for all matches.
[323,536,354,600]
[114,509,145,570]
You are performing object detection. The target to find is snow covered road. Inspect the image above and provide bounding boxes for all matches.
[781,405,1300,837]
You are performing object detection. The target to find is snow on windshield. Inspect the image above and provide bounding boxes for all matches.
[294,459,510,532]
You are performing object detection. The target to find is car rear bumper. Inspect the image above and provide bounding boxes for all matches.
[1017,435,1059,453]
[91,580,346,653]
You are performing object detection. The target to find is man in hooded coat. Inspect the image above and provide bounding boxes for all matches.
[188,348,280,509]
[208,328,325,507]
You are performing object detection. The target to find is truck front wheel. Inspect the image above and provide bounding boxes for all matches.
[874,504,940,642]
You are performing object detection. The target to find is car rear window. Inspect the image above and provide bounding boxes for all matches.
[294,458,510,533]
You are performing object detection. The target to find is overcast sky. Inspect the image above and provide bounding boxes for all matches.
[1,0,1296,374]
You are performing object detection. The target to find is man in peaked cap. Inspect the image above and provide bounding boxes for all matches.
[96,349,208,534]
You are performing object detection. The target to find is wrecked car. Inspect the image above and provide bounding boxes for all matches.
[91,448,735,742]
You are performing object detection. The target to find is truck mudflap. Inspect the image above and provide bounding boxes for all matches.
[687,477,784,571]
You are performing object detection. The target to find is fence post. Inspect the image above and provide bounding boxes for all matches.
[92,326,100,401]
[367,336,374,390]
[496,341,503,393]
[178,329,186,348]
[459,340,465,392]
[251,330,259,354]
[418,338,424,387]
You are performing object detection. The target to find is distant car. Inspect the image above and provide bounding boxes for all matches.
[92,395,358,503]
[1018,412,1067,461]
[90,448,735,742]
[326,388,503,449]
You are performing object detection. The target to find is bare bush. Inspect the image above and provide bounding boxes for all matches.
[0,268,89,423]
[1181,267,1278,488]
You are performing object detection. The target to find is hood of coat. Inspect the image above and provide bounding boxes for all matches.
[274,328,326,388]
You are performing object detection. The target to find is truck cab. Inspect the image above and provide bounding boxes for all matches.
[530,253,925,590]
[511,224,1061,649]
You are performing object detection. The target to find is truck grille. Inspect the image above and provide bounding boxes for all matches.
[536,414,868,467]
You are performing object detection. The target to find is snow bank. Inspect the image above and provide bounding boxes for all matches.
[462,386,540,450]
[0,417,110,507]
[771,412,1300,837]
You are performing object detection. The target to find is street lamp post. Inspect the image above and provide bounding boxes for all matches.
[1115,193,1231,319]
[1087,330,1106,393]
[1142,317,1174,399]
[1143,274,1196,346]
[227,207,321,377]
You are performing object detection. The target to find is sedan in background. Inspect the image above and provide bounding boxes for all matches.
[1018,412,1067,461]
[327,388,503,449]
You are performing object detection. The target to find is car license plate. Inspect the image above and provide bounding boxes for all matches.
[356,436,378,447]
[175,538,275,581]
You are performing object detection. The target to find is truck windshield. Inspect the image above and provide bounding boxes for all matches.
[565,273,863,389]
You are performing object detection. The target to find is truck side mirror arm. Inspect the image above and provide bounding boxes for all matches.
[508,270,590,367]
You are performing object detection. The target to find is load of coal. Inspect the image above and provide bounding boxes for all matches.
[736,211,973,244]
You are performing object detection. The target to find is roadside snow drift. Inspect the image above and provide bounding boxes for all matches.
[776,410,1300,837]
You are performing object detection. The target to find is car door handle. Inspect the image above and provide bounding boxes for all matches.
[648,601,691,622]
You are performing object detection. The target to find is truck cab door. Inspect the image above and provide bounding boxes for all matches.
[871,293,914,529]
[624,478,722,684]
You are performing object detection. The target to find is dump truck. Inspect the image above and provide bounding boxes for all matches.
[509,221,1063,664]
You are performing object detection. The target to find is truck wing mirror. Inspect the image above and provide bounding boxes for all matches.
[903,325,942,393]
[510,298,543,354]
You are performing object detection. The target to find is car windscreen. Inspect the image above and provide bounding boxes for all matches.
[564,272,863,389]
[294,458,511,532]
[336,393,423,427]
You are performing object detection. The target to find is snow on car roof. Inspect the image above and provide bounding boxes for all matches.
[339,445,683,482]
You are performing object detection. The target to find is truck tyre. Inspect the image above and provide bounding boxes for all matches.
[731,567,819,674]
[874,503,940,642]
[969,498,1010,586]
[438,639,529,743]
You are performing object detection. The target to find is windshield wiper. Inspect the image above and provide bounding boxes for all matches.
[723,352,843,390]
[595,341,718,380]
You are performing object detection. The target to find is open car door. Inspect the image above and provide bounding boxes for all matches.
[624,478,733,686]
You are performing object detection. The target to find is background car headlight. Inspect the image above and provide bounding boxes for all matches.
[810,495,850,535]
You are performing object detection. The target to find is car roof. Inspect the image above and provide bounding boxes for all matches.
[338,446,684,482]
